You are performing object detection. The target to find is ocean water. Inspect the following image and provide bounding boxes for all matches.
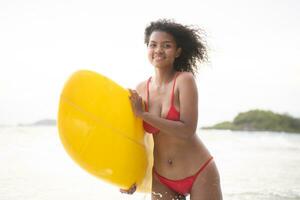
[0,126,300,200]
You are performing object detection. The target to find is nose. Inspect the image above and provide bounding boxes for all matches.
[154,45,164,54]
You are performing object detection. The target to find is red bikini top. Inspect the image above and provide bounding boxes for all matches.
[143,73,181,134]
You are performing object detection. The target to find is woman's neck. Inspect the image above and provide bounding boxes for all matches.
[153,67,176,88]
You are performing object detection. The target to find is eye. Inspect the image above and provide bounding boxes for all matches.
[163,43,172,48]
[148,43,156,48]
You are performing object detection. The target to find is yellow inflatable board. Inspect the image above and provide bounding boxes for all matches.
[57,70,153,192]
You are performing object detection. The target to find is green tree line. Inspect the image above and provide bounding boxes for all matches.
[203,109,300,133]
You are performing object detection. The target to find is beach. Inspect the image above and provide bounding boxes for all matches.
[0,126,299,200]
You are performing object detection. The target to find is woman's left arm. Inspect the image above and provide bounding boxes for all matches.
[129,72,198,139]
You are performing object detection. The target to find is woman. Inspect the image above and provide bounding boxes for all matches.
[122,19,222,200]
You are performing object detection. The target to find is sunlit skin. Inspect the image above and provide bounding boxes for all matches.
[122,31,222,200]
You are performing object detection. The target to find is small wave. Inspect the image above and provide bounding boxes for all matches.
[226,190,300,200]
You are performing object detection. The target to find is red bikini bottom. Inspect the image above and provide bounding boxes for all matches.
[153,157,214,196]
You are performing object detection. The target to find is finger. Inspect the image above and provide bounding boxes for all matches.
[128,89,133,96]
[120,188,126,193]
[129,89,139,99]
[130,184,137,193]
[131,94,138,101]
[130,89,138,97]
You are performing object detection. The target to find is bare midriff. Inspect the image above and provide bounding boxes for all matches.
[153,132,211,180]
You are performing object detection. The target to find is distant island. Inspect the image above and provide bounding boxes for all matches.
[18,119,56,127]
[202,109,300,134]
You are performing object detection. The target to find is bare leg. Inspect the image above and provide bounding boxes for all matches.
[152,173,186,200]
[190,160,222,200]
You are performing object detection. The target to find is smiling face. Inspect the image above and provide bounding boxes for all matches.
[147,31,181,69]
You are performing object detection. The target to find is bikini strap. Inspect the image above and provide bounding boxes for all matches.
[170,73,180,106]
[145,77,152,111]
[194,157,214,178]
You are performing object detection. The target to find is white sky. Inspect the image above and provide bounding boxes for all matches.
[0,0,300,126]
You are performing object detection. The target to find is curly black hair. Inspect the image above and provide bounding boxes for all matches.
[144,19,208,75]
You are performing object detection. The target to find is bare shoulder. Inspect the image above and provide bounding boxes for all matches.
[136,80,147,95]
[177,72,197,87]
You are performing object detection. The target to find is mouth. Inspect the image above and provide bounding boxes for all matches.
[153,56,165,61]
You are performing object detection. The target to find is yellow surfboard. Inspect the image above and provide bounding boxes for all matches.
[57,70,153,192]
